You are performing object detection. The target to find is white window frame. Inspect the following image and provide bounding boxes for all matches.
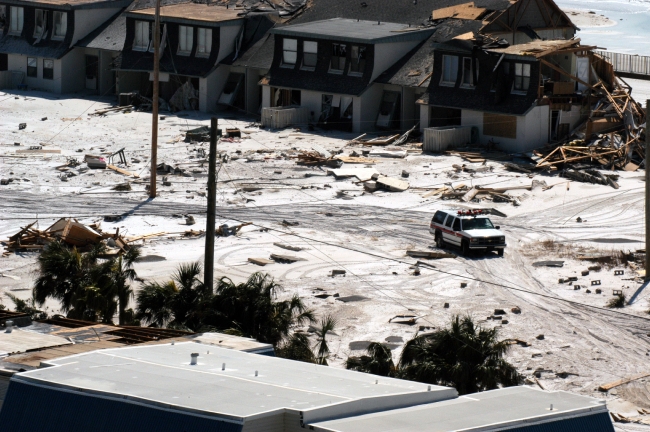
[301,40,317,70]
[460,57,474,88]
[329,43,346,73]
[26,57,37,77]
[178,25,193,55]
[9,6,23,34]
[282,38,297,67]
[348,45,366,76]
[34,9,46,38]
[440,55,459,86]
[196,28,212,57]
[134,20,150,51]
[43,59,54,80]
[53,11,67,39]
[513,62,531,93]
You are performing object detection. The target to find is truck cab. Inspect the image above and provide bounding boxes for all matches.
[429,209,506,256]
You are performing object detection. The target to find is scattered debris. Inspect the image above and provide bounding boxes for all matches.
[533,261,565,267]
[406,250,456,259]
[248,257,274,266]
[273,242,305,252]
[270,253,306,263]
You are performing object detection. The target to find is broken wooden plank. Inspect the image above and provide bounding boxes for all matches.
[461,187,479,202]
[406,250,457,259]
[270,253,306,263]
[15,149,61,154]
[107,164,140,178]
[248,257,274,266]
[375,176,409,192]
[599,372,650,392]
[273,242,305,252]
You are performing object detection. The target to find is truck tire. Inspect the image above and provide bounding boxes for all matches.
[497,249,504,257]
[461,240,470,256]
[435,231,445,249]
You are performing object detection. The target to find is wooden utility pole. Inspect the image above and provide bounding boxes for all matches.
[646,100,649,280]
[204,117,218,288]
[149,0,161,199]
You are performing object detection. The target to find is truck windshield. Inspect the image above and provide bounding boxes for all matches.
[462,218,494,230]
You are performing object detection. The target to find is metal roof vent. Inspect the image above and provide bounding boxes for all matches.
[5,320,13,333]
[222,363,226,371]
[190,353,199,365]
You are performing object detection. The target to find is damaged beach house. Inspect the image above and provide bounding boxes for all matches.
[0,0,131,93]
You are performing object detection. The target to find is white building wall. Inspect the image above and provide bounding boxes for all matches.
[419,104,429,131]
[262,85,271,109]
[358,84,383,132]
[559,104,582,130]
[200,65,229,112]
[372,40,421,82]
[299,89,322,124]
[462,105,549,153]
[73,8,122,45]
[217,23,244,63]
[8,54,62,93]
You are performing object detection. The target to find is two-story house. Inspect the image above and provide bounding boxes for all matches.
[261,18,435,132]
[0,0,130,93]
[114,3,244,112]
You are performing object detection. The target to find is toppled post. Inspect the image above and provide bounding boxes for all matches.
[204,117,218,290]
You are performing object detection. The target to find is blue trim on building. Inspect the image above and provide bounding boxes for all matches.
[499,412,615,432]
[0,379,244,432]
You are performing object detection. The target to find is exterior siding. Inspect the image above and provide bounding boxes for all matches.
[500,412,615,432]
[0,379,244,432]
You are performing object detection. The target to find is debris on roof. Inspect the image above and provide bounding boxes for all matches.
[432,2,487,21]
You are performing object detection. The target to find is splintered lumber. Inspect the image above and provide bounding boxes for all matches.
[334,156,378,164]
[126,232,168,243]
[461,187,479,202]
[406,250,457,259]
[248,257,274,266]
[16,149,61,154]
[273,242,305,252]
[107,164,140,178]
[599,372,650,392]
[270,253,306,263]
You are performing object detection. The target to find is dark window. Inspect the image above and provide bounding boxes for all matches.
[331,43,346,71]
[453,218,461,231]
[462,218,495,230]
[43,59,53,80]
[302,41,317,68]
[349,45,366,75]
[514,62,531,92]
[27,57,37,77]
[0,54,7,71]
[433,211,446,224]
[444,216,454,228]
[461,57,473,87]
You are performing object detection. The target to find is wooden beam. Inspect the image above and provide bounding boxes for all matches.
[533,39,581,58]
[539,58,591,88]
[599,372,650,392]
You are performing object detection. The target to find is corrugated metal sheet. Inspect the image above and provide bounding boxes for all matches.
[0,380,244,432]
[423,126,473,152]
[498,412,615,432]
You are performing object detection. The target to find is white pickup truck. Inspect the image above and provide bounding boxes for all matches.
[429,209,506,256]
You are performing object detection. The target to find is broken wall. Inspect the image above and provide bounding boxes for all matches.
[462,105,549,152]
[201,65,229,112]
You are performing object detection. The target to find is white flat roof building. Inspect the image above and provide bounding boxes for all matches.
[0,342,615,432]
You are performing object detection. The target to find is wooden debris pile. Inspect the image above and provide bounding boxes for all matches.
[531,78,645,171]
[294,150,341,167]
[421,182,541,205]
[2,219,131,256]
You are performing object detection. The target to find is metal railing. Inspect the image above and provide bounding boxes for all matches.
[595,50,650,77]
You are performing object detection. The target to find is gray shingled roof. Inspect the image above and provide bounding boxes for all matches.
[76,12,126,51]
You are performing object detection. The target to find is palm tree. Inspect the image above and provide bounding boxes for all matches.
[109,247,141,325]
[33,240,106,316]
[135,262,208,330]
[209,272,314,345]
[276,332,316,363]
[346,342,395,376]
[314,314,337,365]
[398,315,521,395]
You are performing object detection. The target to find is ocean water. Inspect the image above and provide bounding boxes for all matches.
[555,0,650,54]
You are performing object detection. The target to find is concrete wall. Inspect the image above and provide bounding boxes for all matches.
[200,65,225,112]
[8,54,61,92]
[217,23,243,64]
[462,105,550,153]
[60,48,85,93]
[299,89,322,124]
[73,8,122,46]
[419,104,429,130]
[245,68,265,115]
[358,84,383,133]
[372,40,420,82]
